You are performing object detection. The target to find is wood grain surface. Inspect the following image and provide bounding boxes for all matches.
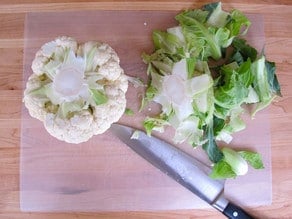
[0,0,291,218]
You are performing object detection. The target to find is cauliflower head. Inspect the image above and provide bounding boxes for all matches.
[24,36,128,144]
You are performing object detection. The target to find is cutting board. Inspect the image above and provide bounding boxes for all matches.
[20,10,271,212]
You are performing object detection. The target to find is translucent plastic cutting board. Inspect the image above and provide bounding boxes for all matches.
[20,11,271,212]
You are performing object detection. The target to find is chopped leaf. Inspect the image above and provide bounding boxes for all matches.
[213,116,225,136]
[239,151,264,169]
[202,122,223,163]
[167,26,186,43]
[231,38,258,64]
[152,30,183,54]
[210,159,237,179]
[265,60,282,96]
[203,2,230,28]
[176,14,224,60]
[226,10,251,36]
[214,66,249,109]
[173,116,203,145]
[140,85,158,111]
[175,9,208,25]
[143,116,169,136]
[125,108,134,116]
[130,130,140,139]
[203,2,220,12]
[186,57,196,78]
[222,147,248,175]
[251,56,278,116]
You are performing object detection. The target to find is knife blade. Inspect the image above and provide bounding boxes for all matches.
[110,123,254,219]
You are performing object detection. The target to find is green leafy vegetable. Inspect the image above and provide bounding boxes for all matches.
[124,108,134,116]
[221,147,248,175]
[143,116,169,136]
[203,121,223,163]
[226,9,251,37]
[152,31,184,54]
[203,2,230,28]
[210,160,237,179]
[141,2,281,179]
[231,38,258,64]
[265,60,282,96]
[251,56,281,116]
[239,151,264,169]
[176,13,229,60]
[210,148,264,179]
[214,64,249,109]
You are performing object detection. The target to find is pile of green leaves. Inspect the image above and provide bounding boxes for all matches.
[141,2,281,179]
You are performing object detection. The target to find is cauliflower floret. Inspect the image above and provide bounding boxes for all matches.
[31,55,49,75]
[94,43,119,66]
[23,74,49,121]
[24,96,47,121]
[43,77,128,144]
[45,111,95,144]
[31,36,78,75]
[24,36,129,144]
[98,57,123,81]
[91,80,128,135]
[116,74,129,93]
[79,42,122,80]
[24,74,43,93]
[55,36,78,51]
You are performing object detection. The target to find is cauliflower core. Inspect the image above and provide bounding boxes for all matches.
[23,36,128,144]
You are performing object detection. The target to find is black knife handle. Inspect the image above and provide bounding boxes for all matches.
[223,202,254,219]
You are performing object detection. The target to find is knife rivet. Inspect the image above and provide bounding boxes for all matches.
[233,211,238,217]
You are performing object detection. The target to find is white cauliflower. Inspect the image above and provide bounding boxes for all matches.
[24,36,128,144]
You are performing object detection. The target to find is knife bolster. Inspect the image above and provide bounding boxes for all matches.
[212,195,229,212]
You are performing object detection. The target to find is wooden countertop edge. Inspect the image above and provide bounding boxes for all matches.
[0,2,291,14]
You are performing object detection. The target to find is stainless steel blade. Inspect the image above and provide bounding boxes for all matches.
[110,123,229,211]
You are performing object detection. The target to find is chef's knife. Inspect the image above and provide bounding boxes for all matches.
[111,123,254,219]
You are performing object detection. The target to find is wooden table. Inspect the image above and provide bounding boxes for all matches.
[0,1,291,218]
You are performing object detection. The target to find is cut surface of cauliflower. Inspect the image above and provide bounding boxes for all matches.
[23,36,128,144]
